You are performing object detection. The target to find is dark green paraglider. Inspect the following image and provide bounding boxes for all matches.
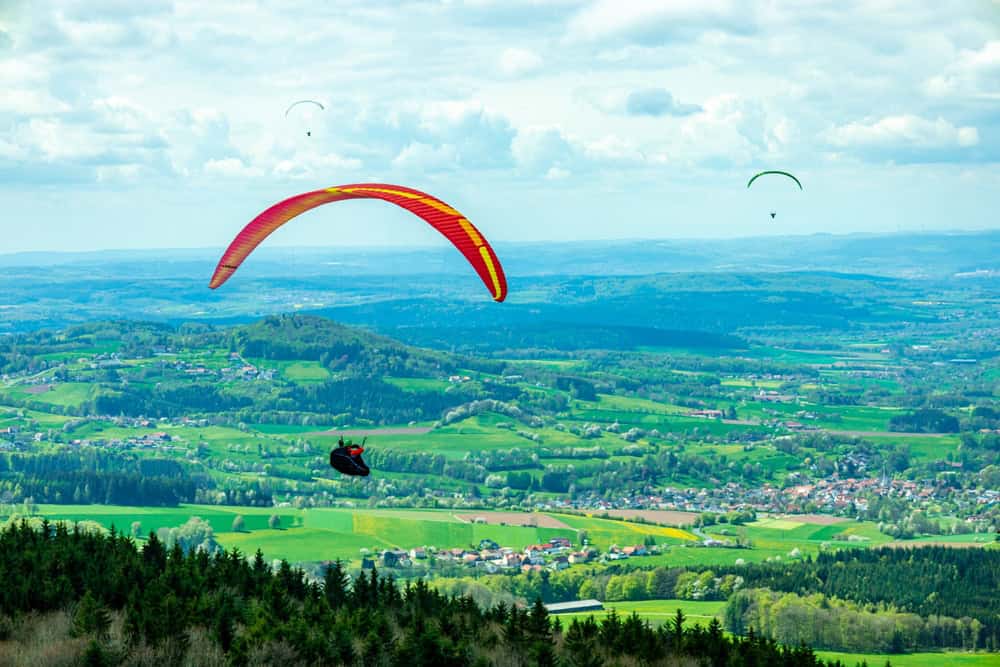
[747,170,802,190]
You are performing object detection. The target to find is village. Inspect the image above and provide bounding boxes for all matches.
[539,474,997,521]
[361,535,662,574]
[1,412,995,520]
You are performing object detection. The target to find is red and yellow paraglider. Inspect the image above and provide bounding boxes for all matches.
[209,183,507,302]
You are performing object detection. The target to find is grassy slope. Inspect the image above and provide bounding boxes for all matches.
[815,651,1000,667]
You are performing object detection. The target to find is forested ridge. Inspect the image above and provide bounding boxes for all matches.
[0,451,214,507]
[716,547,1000,645]
[0,521,864,666]
[435,547,1000,654]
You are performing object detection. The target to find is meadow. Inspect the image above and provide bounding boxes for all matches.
[815,650,1000,667]
[552,599,725,627]
[23,504,703,564]
[24,502,972,575]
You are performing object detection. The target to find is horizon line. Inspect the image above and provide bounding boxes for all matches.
[1,228,995,259]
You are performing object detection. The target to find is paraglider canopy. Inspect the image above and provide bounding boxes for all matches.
[209,183,508,302]
[285,100,325,137]
[285,100,325,116]
[747,170,802,190]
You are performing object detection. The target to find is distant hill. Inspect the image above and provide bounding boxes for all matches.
[2,229,998,277]
[1,231,995,340]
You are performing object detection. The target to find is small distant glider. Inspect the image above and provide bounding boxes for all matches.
[285,100,325,136]
[747,170,803,190]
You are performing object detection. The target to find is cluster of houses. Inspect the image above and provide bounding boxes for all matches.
[0,425,26,450]
[754,390,798,403]
[89,355,126,370]
[368,536,652,572]
[605,544,648,560]
[536,468,990,517]
[687,409,724,419]
[160,353,275,382]
[65,431,181,452]
[220,363,275,382]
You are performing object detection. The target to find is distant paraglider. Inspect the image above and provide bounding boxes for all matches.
[209,183,508,302]
[748,171,801,221]
[747,170,802,190]
[285,99,325,137]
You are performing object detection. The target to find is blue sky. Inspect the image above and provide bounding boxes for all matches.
[1,0,998,253]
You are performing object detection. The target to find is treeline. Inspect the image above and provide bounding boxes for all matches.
[449,567,744,607]
[86,373,527,427]
[716,547,1000,650]
[0,521,852,666]
[888,408,960,433]
[285,377,479,424]
[81,375,493,424]
[725,588,984,654]
[441,547,1000,652]
[397,322,746,354]
[366,445,769,494]
[0,321,176,375]
[230,314,457,378]
[0,451,206,507]
[371,443,787,496]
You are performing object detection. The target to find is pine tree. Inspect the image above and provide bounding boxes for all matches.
[671,608,686,651]
[324,559,350,609]
[527,597,551,639]
[563,618,602,667]
[72,591,111,640]
[82,639,111,667]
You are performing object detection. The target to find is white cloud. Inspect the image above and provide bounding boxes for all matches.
[829,115,979,149]
[204,157,259,178]
[498,47,543,77]
[3,96,168,177]
[0,0,997,249]
[511,126,576,171]
[624,88,699,116]
[676,94,776,166]
[166,109,240,178]
[392,142,459,171]
[925,40,1000,99]
[272,152,363,180]
[568,0,751,44]
[545,166,570,180]
[0,87,69,114]
[583,134,644,163]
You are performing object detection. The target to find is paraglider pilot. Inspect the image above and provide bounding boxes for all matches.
[330,437,370,476]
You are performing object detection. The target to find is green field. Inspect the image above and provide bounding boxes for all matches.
[24,505,583,563]
[385,377,452,392]
[21,505,708,564]
[556,514,697,546]
[282,361,331,382]
[815,650,1000,666]
[4,382,96,408]
[33,504,300,536]
[555,599,725,627]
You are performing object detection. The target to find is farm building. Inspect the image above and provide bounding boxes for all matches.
[545,600,604,614]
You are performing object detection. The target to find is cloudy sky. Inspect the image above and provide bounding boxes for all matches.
[1,0,998,253]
